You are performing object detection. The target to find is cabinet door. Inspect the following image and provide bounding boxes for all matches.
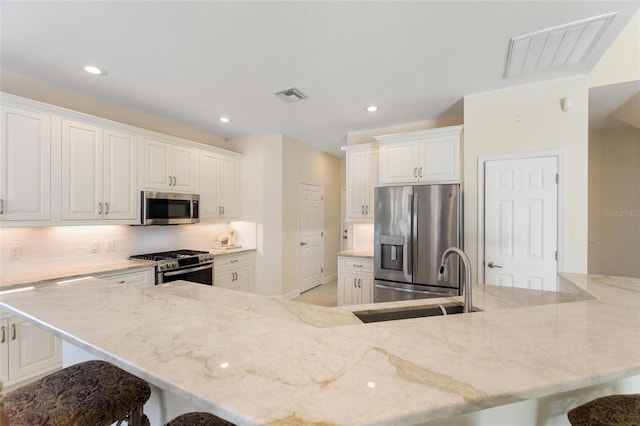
[380,141,419,184]
[7,317,61,383]
[0,319,8,383]
[103,129,138,220]
[365,149,379,219]
[418,135,460,182]
[359,276,373,304]
[218,155,240,218]
[199,151,221,218]
[214,269,233,289]
[144,138,172,190]
[232,267,251,292]
[0,106,51,221]
[340,273,359,305]
[61,120,103,220]
[346,150,368,219]
[172,145,197,192]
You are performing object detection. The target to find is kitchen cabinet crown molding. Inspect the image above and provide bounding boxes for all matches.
[340,141,379,152]
[374,125,463,144]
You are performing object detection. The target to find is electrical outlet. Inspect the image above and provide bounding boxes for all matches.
[91,241,100,254]
[9,246,21,260]
[106,240,115,252]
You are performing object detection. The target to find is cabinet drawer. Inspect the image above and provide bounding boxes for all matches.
[215,252,253,270]
[100,269,155,288]
[340,257,373,273]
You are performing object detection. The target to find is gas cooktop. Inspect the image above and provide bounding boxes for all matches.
[129,249,214,271]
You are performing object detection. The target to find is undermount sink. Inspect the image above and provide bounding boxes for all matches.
[354,304,474,323]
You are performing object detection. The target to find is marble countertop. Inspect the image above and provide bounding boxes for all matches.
[337,250,374,258]
[0,273,638,425]
[0,259,156,289]
[210,247,256,257]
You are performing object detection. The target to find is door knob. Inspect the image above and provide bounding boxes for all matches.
[487,261,503,269]
[300,242,307,246]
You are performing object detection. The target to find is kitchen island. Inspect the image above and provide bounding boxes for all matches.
[0,273,638,425]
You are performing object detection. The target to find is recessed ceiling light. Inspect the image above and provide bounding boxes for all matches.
[365,105,379,112]
[219,117,231,123]
[84,65,106,76]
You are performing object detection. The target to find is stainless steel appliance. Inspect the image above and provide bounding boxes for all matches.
[129,249,214,285]
[140,191,199,225]
[374,184,462,302]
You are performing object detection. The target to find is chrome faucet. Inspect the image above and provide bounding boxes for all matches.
[438,247,473,313]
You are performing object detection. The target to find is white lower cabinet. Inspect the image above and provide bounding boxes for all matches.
[99,268,155,288]
[0,313,62,390]
[338,256,373,306]
[214,252,254,293]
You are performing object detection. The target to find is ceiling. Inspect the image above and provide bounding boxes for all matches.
[1,1,638,156]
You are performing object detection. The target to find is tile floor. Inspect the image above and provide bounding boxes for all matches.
[291,280,338,307]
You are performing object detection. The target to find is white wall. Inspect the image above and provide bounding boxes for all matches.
[588,126,640,278]
[232,134,284,296]
[464,75,590,283]
[282,136,341,294]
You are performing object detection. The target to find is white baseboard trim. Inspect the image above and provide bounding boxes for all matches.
[280,289,300,300]
[323,273,337,284]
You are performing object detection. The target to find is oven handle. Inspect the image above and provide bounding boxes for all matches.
[375,283,442,295]
[163,264,213,277]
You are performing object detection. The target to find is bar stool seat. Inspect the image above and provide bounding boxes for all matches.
[165,412,235,426]
[5,360,151,426]
[568,394,640,425]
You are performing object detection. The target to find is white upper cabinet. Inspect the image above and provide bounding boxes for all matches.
[345,143,379,220]
[143,137,198,193]
[61,120,138,222]
[377,125,463,185]
[200,150,241,219]
[0,106,51,221]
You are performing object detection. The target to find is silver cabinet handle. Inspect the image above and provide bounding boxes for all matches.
[419,166,423,178]
[230,259,239,263]
[218,206,221,215]
[353,264,363,268]
[105,202,109,215]
[222,206,224,215]
[1,325,5,343]
[98,202,103,215]
[11,323,16,340]
[353,278,357,288]
[300,242,307,246]
[487,262,503,269]
[117,280,125,284]
[365,205,368,215]
[414,167,418,178]
[357,278,361,288]
[361,205,365,215]
[173,176,177,186]
[0,198,4,214]
[168,176,172,186]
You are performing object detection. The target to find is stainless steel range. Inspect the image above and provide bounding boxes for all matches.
[129,249,214,285]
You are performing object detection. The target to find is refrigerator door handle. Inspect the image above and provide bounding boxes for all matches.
[411,192,417,276]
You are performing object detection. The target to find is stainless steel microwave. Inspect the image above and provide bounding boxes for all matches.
[140,191,200,225]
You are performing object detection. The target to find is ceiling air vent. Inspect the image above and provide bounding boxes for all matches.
[275,87,308,103]
[505,12,617,78]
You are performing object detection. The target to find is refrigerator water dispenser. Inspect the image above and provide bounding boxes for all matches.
[380,235,404,271]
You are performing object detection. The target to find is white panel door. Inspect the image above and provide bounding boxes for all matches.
[485,157,558,290]
[61,119,103,219]
[300,183,324,293]
[418,135,460,182]
[0,106,51,221]
[103,129,138,220]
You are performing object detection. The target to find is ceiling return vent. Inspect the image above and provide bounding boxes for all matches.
[275,87,308,103]
[504,12,617,78]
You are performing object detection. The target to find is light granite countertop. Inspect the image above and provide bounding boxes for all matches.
[337,250,374,258]
[0,273,638,425]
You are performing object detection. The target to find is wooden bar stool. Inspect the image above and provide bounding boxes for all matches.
[4,360,151,426]
[568,394,640,425]
[165,412,235,426]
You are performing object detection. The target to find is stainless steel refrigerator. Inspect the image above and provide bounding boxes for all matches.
[374,184,462,302]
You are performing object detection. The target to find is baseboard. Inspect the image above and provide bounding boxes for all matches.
[323,273,337,284]
[280,289,301,300]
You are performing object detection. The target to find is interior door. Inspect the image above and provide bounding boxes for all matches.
[299,183,324,293]
[484,156,558,290]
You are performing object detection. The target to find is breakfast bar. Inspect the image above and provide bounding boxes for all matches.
[1,273,639,425]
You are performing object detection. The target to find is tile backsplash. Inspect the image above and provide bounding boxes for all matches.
[0,222,256,275]
[352,222,374,252]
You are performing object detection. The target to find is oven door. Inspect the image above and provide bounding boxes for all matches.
[159,263,213,285]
